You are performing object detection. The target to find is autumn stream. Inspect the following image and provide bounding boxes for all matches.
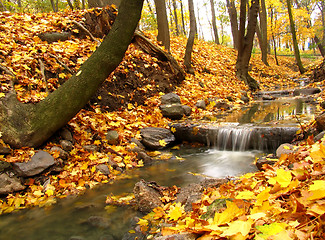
[0,97,316,240]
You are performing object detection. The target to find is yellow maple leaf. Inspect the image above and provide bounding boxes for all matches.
[214,201,245,226]
[167,202,184,221]
[221,219,253,237]
[170,127,176,133]
[256,222,288,239]
[0,93,5,98]
[268,168,292,188]
[159,139,167,147]
[236,190,256,200]
[307,180,325,200]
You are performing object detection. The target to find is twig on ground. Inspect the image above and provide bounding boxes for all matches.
[38,59,49,93]
[72,20,101,46]
[49,53,75,74]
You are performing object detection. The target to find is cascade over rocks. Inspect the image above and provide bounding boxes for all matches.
[12,151,55,177]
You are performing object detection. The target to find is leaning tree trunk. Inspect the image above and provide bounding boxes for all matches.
[315,35,325,57]
[236,0,260,91]
[184,0,196,73]
[286,0,305,74]
[259,0,268,65]
[0,0,144,148]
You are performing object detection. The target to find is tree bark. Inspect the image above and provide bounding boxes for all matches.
[315,35,325,57]
[0,0,144,148]
[180,0,186,35]
[154,0,170,51]
[184,0,196,73]
[258,0,268,65]
[235,0,260,91]
[286,0,305,74]
[226,0,239,49]
[67,0,74,10]
[210,0,220,44]
[172,0,179,35]
[50,0,58,12]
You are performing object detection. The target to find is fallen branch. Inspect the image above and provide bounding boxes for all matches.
[72,20,101,46]
[38,59,49,93]
[0,63,18,89]
[49,53,75,74]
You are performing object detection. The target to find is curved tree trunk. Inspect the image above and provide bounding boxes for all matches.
[184,0,196,73]
[235,0,260,91]
[0,0,144,148]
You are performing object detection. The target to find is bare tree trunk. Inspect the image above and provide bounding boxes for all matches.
[50,0,58,12]
[236,0,260,91]
[67,0,74,9]
[74,0,80,9]
[82,0,85,9]
[17,0,21,8]
[172,0,179,35]
[0,0,144,148]
[286,0,305,74]
[210,0,220,44]
[154,0,170,51]
[259,0,268,65]
[226,0,239,49]
[315,35,325,57]
[184,0,196,73]
[270,8,279,65]
[180,0,186,35]
[145,0,154,14]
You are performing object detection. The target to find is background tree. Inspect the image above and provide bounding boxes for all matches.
[257,0,268,65]
[226,0,239,49]
[0,0,144,148]
[236,0,260,91]
[154,0,171,51]
[184,0,196,73]
[180,0,187,35]
[286,0,305,74]
[210,0,220,44]
[171,0,179,35]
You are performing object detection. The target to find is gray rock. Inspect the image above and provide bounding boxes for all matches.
[195,100,206,110]
[83,145,99,152]
[316,112,325,130]
[153,233,197,240]
[0,161,11,172]
[140,127,175,150]
[293,87,321,96]
[133,180,163,213]
[86,216,110,228]
[0,173,25,194]
[50,146,68,160]
[276,143,295,158]
[160,103,186,120]
[60,140,73,152]
[182,105,192,116]
[0,146,11,155]
[106,130,119,145]
[96,164,110,175]
[176,183,203,211]
[160,93,181,105]
[256,156,277,171]
[12,151,55,177]
[129,146,153,165]
[315,131,325,141]
[262,95,276,100]
[130,138,145,149]
[60,128,73,142]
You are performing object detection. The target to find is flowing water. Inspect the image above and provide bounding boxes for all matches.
[0,97,316,240]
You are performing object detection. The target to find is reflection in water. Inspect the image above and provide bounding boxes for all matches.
[0,147,258,240]
[223,98,315,124]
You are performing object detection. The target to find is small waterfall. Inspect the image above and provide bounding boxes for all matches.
[214,125,253,151]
